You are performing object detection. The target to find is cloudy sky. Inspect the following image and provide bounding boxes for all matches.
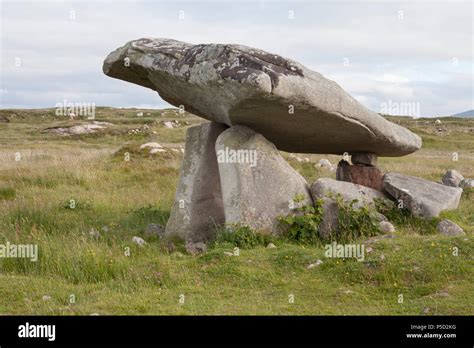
[1,0,472,117]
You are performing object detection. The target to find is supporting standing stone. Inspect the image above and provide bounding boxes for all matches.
[336,160,384,191]
[165,122,227,242]
[351,153,377,166]
[216,125,312,235]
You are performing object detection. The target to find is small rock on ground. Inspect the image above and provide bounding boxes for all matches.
[185,242,207,255]
[437,219,465,236]
[379,221,395,233]
[442,169,464,187]
[307,259,323,269]
[89,228,100,238]
[132,236,147,246]
[460,178,474,188]
[140,142,162,149]
[318,158,332,168]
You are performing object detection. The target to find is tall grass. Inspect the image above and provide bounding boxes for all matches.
[0,108,472,315]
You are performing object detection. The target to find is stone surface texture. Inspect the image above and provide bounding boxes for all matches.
[336,160,384,191]
[383,173,462,218]
[216,125,312,235]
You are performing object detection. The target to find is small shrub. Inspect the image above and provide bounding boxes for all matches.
[279,195,324,245]
[334,194,381,242]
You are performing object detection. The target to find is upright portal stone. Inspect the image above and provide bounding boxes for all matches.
[103,38,422,156]
[165,122,227,242]
[216,125,312,234]
[383,173,462,218]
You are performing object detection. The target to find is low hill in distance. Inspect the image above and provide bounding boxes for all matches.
[451,109,474,118]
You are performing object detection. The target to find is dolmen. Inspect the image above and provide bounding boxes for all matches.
[103,38,462,244]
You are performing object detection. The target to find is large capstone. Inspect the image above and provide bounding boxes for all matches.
[103,38,421,156]
[311,178,390,239]
[165,122,227,242]
[215,125,312,234]
[383,173,463,218]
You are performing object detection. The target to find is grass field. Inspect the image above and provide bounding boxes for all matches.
[0,108,472,315]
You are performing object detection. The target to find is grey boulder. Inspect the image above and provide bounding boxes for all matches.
[216,125,312,234]
[437,219,465,236]
[165,122,227,242]
[442,170,464,187]
[310,178,390,239]
[383,173,462,218]
[103,38,421,156]
[379,221,396,233]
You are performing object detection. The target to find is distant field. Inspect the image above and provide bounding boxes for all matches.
[0,108,472,315]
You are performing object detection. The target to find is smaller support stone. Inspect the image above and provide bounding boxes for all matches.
[351,152,377,166]
[336,160,384,191]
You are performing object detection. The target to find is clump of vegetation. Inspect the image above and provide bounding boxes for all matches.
[214,225,271,249]
[279,194,324,245]
[374,198,438,235]
[333,194,381,242]
[280,194,383,244]
[62,198,93,211]
[0,187,15,200]
[122,205,170,233]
